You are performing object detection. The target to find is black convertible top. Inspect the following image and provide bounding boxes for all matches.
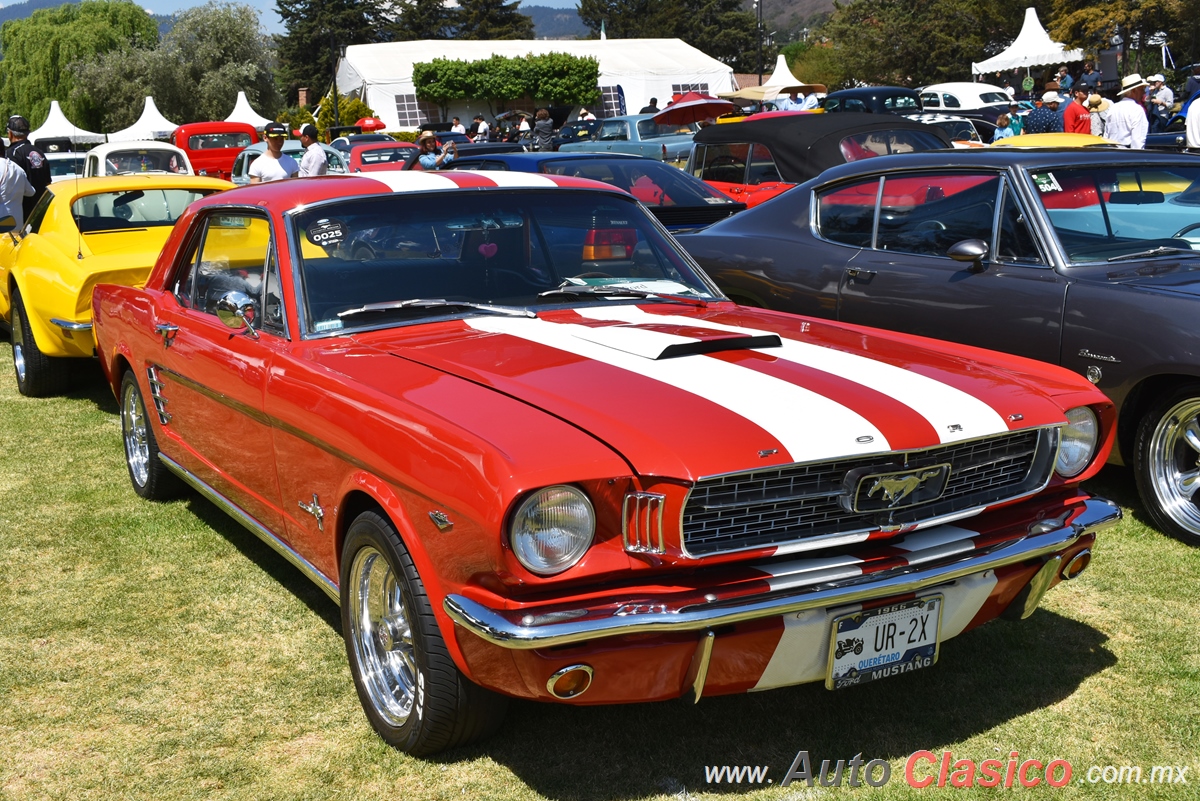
[693,114,953,184]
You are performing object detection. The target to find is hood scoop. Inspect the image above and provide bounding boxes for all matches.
[570,322,781,360]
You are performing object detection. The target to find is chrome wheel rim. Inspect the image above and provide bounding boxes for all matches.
[122,379,151,488]
[349,546,416,727]
[11,305,26,385]
[1149,398,1200,535]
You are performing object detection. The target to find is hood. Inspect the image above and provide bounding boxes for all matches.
[1104,262,1200,297]
[344,304,1079,481]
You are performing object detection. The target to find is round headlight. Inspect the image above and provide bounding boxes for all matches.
[1056,406,1099,478]
[510,485,595,576]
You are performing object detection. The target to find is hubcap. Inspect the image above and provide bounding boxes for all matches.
[1149,398,1200,535]
[11,305,26,384]
[122,380,151,487]
[349,546,416,727]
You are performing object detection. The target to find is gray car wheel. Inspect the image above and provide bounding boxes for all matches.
[119,370,181,500]
[340,511,506,755]
[10,287,70,397]
[1135,383,1200,545]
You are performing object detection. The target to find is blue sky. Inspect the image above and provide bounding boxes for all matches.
[141,0,580,35]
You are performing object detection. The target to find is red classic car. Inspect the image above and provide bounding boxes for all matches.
[171,121,258,182]
[347,141,418,172]
[91,171,1120,756]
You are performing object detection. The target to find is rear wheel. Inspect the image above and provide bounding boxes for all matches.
[120,370,182,500]
[340,511,506,755]
[1134,383,1200,545]
[10,288,70,397]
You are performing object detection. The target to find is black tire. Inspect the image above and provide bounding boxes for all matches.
[120,370,183,500]
[10,287,70,397]
[1133,382,1200,545]
[340,511,507,755]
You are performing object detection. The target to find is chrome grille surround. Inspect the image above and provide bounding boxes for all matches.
[681,426,1061,558]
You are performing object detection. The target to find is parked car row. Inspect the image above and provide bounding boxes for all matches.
[11,109,1200,760]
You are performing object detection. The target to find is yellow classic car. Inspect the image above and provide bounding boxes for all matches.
[1,174,231,396]
[990,132,1118,148]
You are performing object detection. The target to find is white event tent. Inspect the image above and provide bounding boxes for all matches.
[335,39,735,131]
[720,55,824,101]
[972,7,1085,74]
[29,100,105,145]
[224,91,272,130]
[107,96,179,141]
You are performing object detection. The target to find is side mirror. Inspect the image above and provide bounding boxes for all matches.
[0,215,16,234]
[947,238,989,273]
[215,290,260,339]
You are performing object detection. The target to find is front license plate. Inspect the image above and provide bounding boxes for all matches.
[826,595,943,690]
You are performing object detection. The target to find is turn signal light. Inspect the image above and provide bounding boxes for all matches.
[547,664,593,699]
[582,229,637,260]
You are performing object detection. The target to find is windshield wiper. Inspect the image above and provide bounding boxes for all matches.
[337,299,535,319]
[537,284,710,306]
[1107,246,1200,262]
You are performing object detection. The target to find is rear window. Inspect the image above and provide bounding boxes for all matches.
[72,188,214,232]
[838,129,947,161]
[980,92,1009,104]
[884,95,920,110]
[103,149,188,174]
[188,132,252,150]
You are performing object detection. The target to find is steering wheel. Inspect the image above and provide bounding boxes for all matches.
[1172,222,1200,238]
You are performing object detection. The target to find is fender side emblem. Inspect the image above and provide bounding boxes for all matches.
[429,510,454,531]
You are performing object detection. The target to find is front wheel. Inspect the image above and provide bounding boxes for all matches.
[10,288,70,397]
[1134,383,1200,545]
[340,511,506,755]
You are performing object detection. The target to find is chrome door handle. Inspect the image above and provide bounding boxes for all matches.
[846,268,877,281]
[155,323,179,348]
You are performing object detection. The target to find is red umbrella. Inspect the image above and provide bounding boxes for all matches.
[355,117,387,131]
[651,92,736,126]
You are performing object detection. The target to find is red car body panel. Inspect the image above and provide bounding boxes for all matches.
[92,173,1119,708]
[171,121,259,182]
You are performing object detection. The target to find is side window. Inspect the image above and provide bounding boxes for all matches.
[747,144,781,184]
[260,245,286,336]
[598,121,628,141]
[23,190,53,234]
[192,213,274,326]
[876,173,1000,257]
[996,185,1043,264]
[844,99,868,112]
[86,155,99,176]
[173,229,203,309]
[942,93,961,108]
[695,143,749,183]
[922,93,940,108]
[816,176,881,247]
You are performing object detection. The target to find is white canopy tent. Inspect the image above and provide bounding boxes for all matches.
[107,96,179,142]
[224,91,272,130]
[29,100,105,145]
[972,7,1085,74]
[336,39,734,131]
[720,55,823,101]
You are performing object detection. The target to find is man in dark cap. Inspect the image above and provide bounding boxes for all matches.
[6,115,50,219]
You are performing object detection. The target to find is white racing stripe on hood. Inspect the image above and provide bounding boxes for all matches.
[575,306,1008,443]
[364,172,463,192]
[465,316,888,462]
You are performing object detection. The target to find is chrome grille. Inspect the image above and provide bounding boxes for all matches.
[682,428,1057,557]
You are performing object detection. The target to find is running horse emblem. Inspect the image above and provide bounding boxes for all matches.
[867,469,944,507]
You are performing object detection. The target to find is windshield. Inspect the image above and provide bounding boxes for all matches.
[72,189,214,232]
[1030,165,1200,263]
[979,92,1009,104]
[103,149,188,174]
[839,129,947,160]
[188,132,252,150]
[357,145,415,165]
[538,158,735,205]
[292,191,720,334]
[49,155,85,178]
[638,119,697,138]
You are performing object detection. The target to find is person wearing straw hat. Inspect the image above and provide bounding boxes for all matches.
[1087,94,1111,138]
[416,130,456,169]
[1106,74,1150,148]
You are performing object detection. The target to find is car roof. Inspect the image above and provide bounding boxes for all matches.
[921,82,1008,95]
[89,141,188,157]
[694,114,952,183]
[825,86,920,98]
[453,152,646,166]
[47,174,232,201]
[810,147,1200,186]
[174,121,257,135]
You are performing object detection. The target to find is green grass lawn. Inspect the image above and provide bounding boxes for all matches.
[1,342,1197,800]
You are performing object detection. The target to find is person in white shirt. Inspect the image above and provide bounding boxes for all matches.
[1147,74,1174,132]
[249,122,300,183]
[450,117,466,134]
[775,91,803,110]
[578,108,596,121]
[295,123,327,177]
[472,114,490,142]
[0,147,34,230]
[1186,95,1200,150]
[1105,74,1150,149]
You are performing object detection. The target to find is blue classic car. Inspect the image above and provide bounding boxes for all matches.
[558,114,697,165]
[450,151,745,231]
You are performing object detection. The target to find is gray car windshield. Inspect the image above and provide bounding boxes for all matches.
[1030,166,1200,263]
[293,191,720,334]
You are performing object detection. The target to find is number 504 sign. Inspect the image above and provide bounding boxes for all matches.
[827,596,943,690]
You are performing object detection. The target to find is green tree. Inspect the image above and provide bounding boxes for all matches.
[314,89,374,135]
[1049,0,1192,75]
[456,0,534,39]
[0,0,158,125]
[780,39,846,90]
[527,53,600,106]
[387,0,457,40]
[578,0,758,69]
[578,0,676,40]
[275,0,385,106]
[412,58,475,119]
[470,54,528,114]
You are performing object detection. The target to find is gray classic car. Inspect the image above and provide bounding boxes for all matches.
[558,114,696,165]
[677,149,1200,545]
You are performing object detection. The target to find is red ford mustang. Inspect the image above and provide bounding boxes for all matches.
[92,171,1120,756]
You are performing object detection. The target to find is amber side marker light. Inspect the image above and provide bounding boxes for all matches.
[1062,549,1091,580]
[547,664,594,699]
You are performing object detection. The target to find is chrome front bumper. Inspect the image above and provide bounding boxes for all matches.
[444,498,1120,650]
